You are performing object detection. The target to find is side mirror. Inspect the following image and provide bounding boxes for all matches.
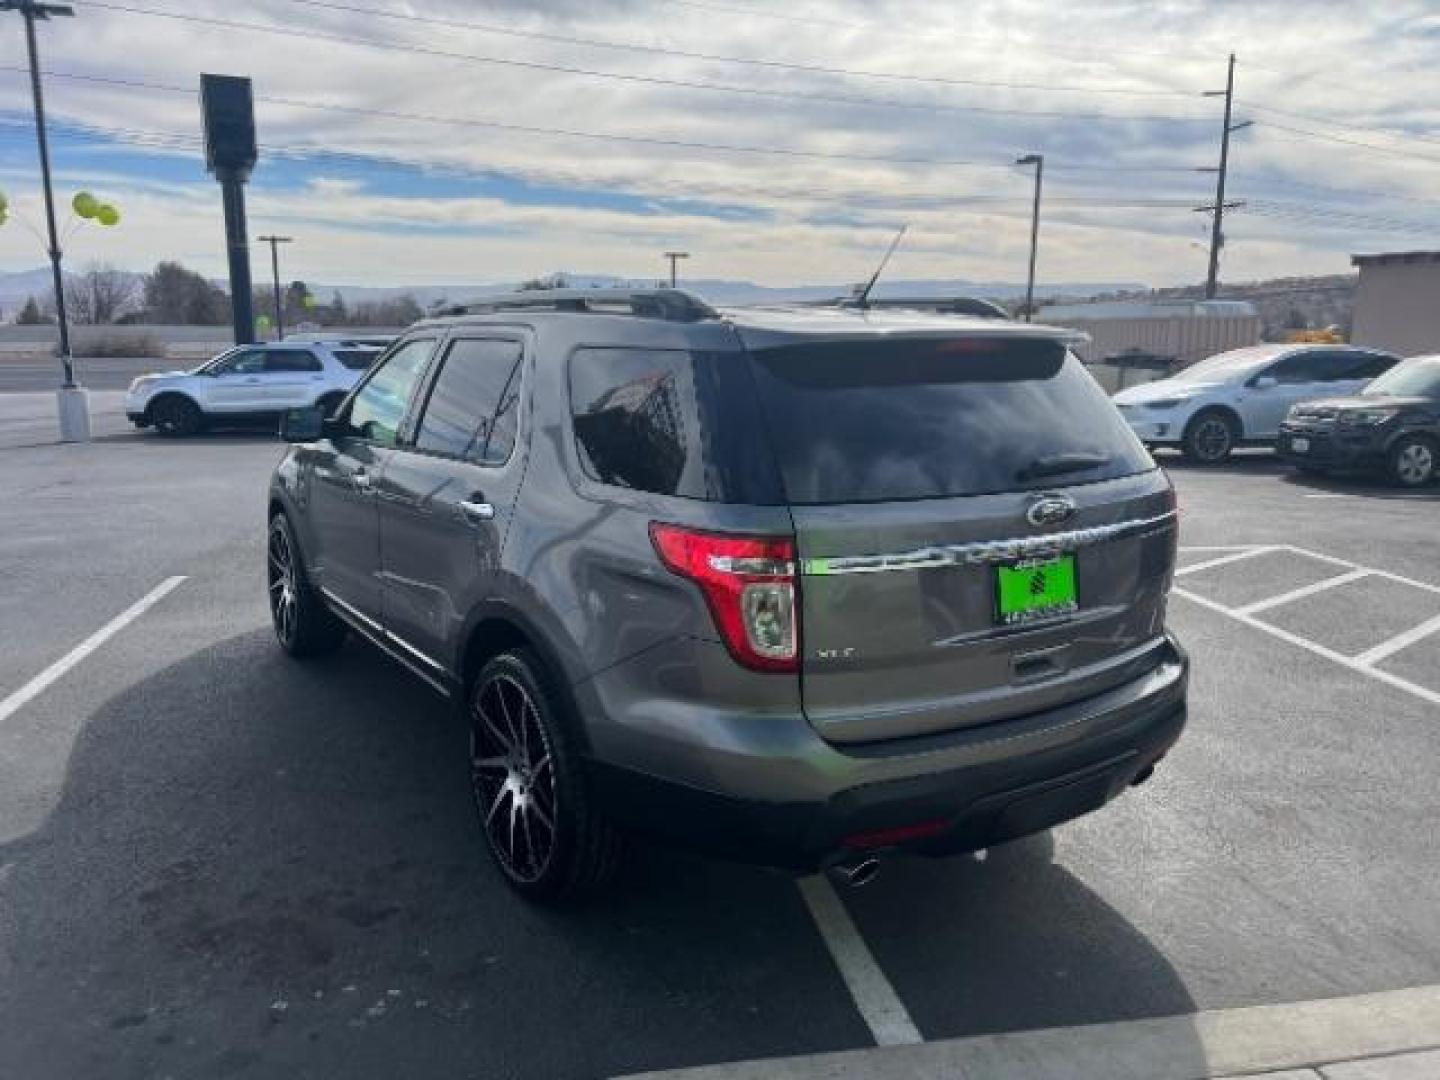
[279,406,324,443]
[1251,376,1278,390]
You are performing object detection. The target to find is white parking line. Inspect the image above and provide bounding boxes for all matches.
[0,576,187,727]
[1174,546,1276,577]
[796,875,923,1047]
[1174,588,1440,708]
[1232,568,1373,617]
[1353,612,1440,668]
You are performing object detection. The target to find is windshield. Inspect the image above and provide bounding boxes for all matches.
[1168,347,1282,384]
[747,338,1153,504]
[194,346,243,374]
[1363,359,1440,399]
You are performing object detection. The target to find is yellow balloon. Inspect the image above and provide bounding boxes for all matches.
[96,204,120,227]
[72,191,98,218]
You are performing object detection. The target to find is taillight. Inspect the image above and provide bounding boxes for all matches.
[649,523,799,673]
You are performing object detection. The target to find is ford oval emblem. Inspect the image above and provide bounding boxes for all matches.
[1026,494,1077,528]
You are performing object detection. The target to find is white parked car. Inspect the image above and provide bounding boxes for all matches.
[125,338,389,437]
[1111,344,1399,463]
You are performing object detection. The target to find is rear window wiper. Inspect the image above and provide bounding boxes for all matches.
[1016,451,1113,482]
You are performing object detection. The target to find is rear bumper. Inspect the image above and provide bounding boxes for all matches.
[588,636,1187,870]
[1276,426,1385,469]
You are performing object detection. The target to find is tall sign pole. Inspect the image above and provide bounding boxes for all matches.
[201,74,259,344]
[258,235,291,339]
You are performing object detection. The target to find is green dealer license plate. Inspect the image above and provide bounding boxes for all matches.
[995,555,1078,626]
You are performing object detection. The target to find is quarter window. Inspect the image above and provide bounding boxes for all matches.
[345,338,436,446]
[413,339,524,465]
[264,349,322,373]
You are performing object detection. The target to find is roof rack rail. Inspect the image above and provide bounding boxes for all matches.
[443,287,718,323]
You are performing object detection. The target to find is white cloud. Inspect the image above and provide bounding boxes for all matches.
[0,0,1436,288]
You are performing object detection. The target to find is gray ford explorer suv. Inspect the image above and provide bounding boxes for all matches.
[266,288,1187,901]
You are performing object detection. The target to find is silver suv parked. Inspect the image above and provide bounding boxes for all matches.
[267,289,1188,900]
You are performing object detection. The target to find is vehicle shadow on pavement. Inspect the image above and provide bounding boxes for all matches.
[843,838,1201,1044]
[0,629,1204,1079]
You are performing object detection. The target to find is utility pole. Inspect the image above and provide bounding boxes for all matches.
[1016,154,1044,322]
[3,0,89,440]
[258,235,292,339]
[1199,54,1252,299]
[664,251,689,288]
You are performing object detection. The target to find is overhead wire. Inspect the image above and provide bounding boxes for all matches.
[76,2,1212,125]
[274,0,1204,99]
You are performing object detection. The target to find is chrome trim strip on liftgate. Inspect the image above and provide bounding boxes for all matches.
[800,510,1177,577]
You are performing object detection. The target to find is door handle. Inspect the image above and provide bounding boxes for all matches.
[351,469,372,491]
[244,377,262,383]
[458,499,495,522]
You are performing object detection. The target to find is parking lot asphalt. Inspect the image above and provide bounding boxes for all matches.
[1,431,1437,1079]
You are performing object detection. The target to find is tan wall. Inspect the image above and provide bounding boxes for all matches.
[1050,315,1262,393]
[1352,262,1440,357]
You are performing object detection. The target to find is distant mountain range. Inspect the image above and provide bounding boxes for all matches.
[0,265,1145,317]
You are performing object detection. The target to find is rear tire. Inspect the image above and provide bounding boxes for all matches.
[1181,409,1237,464]
[1388,434,1436,487]
[149,395,203,437]
[468,649,620,902]
[267,513,347,657]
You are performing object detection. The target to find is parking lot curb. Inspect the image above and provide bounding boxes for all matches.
[617,985,1440,1080]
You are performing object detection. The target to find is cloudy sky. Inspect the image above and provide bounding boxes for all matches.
[0,0,1437,290]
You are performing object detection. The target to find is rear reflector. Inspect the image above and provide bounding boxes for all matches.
[842,820,949,850]
[650,523,798,673]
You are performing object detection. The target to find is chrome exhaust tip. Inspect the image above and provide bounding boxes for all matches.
[829,856,882,888]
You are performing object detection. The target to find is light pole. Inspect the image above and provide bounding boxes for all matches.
[258,235,292,339]
[664,251,690,288]
[1016,154,1044,323]
[3,0,88,441]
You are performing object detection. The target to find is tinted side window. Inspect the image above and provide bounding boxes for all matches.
[1343,352,1396,380]
[265,349,322,373]
[569,348,782,502]
[414,339,524,465]
[1265,352,1326,384]
[346,338,435,446]
[334,349,379,371]
[211,348,266,375]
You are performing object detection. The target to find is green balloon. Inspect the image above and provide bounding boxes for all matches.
[256,315,273,330]
[72,191,98,218]
[96,204,120,227]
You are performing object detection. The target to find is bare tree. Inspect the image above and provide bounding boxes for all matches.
[61,263,140,325]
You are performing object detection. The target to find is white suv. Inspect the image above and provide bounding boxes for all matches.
[1112,344,1398,463]
[126,338,387,437]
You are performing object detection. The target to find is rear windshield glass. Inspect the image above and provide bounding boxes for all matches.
[747,338,1153,504]
[334,349,379,371]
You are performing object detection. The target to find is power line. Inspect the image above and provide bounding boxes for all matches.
[1258,120,1440,167]
[275,0,1202,100]
[1242,101,1440,152]
[0,66,1209,173]
[656,0,1227,65]
[76,2,1211,125]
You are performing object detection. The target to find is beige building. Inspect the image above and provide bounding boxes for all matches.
[1351,251,1440,357]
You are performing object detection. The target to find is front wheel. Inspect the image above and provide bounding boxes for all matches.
[468,649,620,902]
[1389,434,1437,487]
[1181,410,1237,464]
[149,395,203,437]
